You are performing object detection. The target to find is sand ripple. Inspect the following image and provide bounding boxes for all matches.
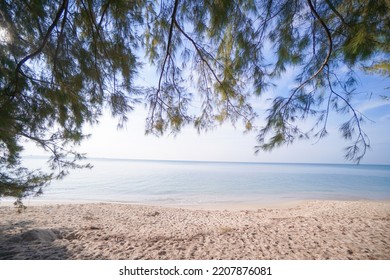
[0,200,389,259]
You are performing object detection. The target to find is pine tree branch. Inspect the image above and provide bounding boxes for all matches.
[258,0,335,151]
[174,20,254,124]
[323,0,350,28]
[174,21,221,86]
[325,67,369,163]
[98,1,111,28]
[157,0,179,93]
[13,0,68,92]
[306,0,333,73]
[149,0,180,126]
[53,0,69,77]
[281,0,333,114]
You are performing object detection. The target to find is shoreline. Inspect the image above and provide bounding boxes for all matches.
[1,200,389,260]
[2,197,390,210]
[0,198,307,210]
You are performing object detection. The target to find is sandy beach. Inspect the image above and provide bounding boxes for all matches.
[0,200,389,260]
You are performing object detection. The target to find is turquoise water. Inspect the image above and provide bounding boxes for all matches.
[5,157,390,206]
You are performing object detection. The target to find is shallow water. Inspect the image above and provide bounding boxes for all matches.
[4,157,390,206]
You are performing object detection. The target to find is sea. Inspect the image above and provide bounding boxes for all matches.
[3,157,390,206]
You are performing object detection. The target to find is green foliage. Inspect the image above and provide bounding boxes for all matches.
[1,0,389,199]
[364,60,390,77]
[1,0,142,199]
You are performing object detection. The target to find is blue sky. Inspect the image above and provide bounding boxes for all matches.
[24,64,390,164]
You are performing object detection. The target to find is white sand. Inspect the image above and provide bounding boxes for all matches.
[0,200,389,259]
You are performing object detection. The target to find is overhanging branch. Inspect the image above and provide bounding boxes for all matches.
[13,0,68,91]
[281,0,333,113]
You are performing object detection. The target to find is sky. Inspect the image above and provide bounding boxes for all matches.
[2,19,388,165]
[23,65,390,165]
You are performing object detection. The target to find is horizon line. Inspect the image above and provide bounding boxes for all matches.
[22,155,390,166]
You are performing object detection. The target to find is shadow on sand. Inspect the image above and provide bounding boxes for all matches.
[0,220,73,260]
